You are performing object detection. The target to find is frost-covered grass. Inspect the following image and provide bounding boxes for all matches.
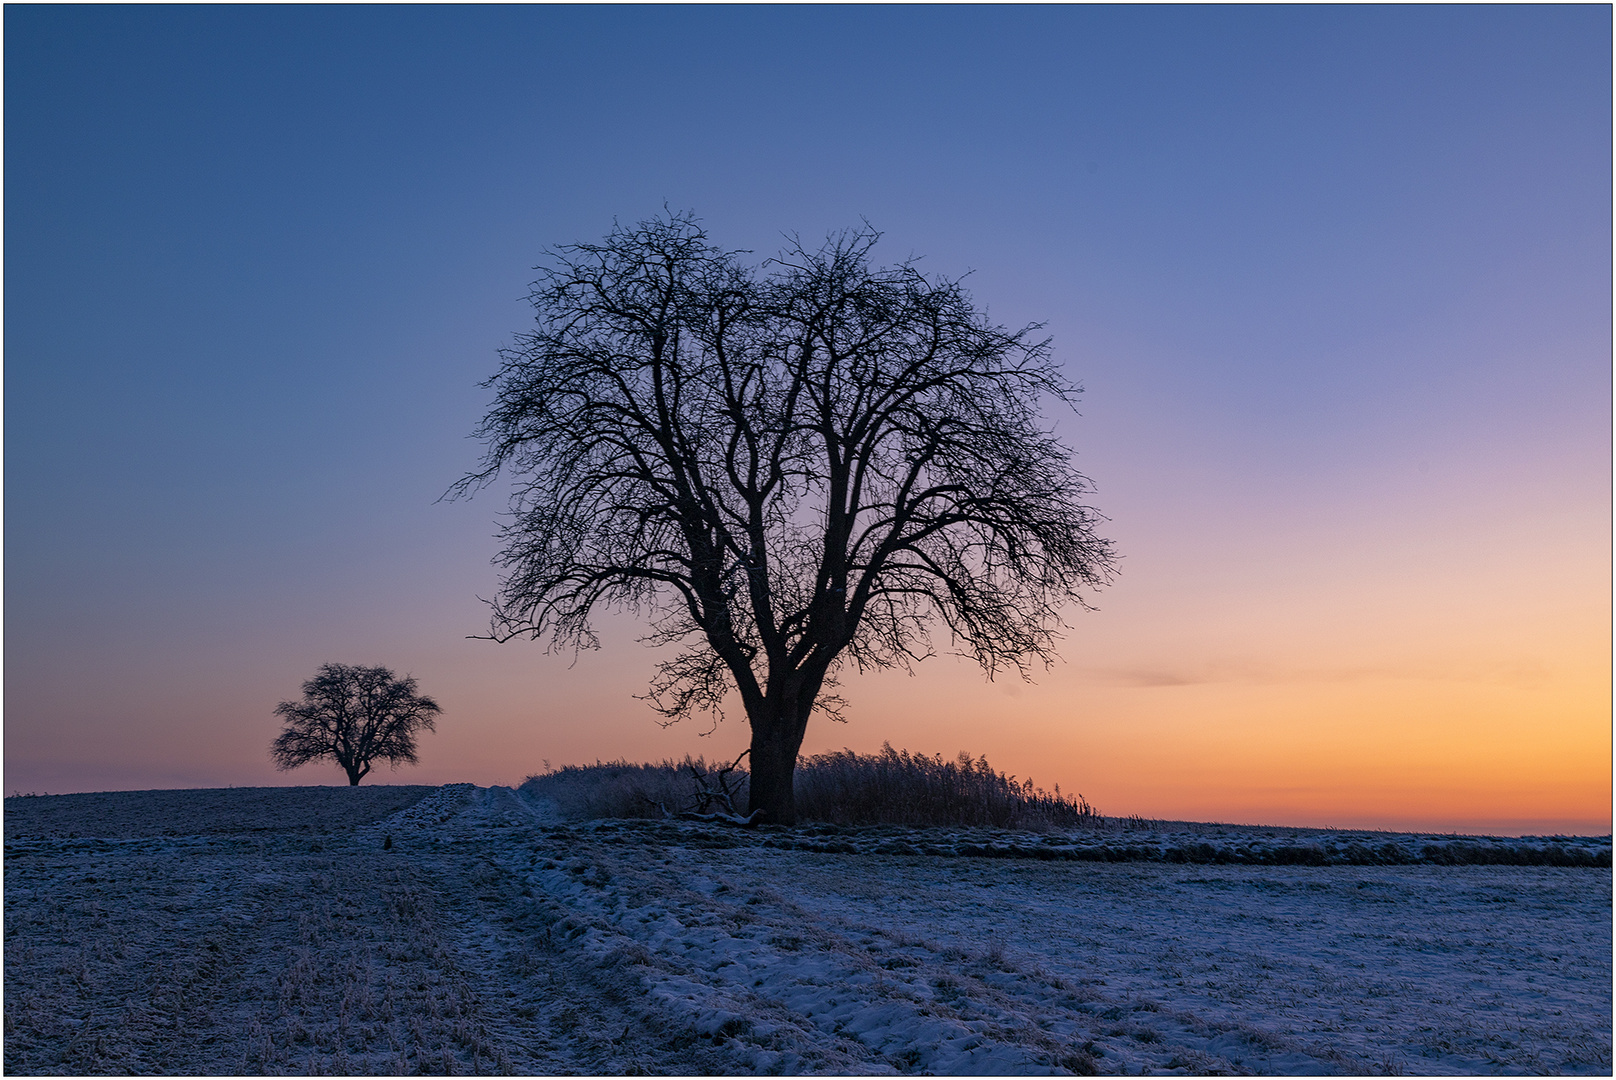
[2,784,437,838]
[5,784,1610,1075]
[522,744,1100,830]
[758,819,1613,868]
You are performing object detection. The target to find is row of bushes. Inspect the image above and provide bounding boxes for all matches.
[519,743,1100,830]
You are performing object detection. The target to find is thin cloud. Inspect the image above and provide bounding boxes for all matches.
[1087,658,1553,689]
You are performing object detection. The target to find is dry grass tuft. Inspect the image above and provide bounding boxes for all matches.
[520,757,739,820]
[793,744,1099,829]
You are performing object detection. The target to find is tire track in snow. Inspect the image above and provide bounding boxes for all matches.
[479,812,1609,1075]
[495,822,1270,1075]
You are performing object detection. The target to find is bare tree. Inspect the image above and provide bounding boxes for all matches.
[453,212,1115,824]
[270,663,443,785]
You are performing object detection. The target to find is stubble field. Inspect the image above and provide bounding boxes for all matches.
[4,785,1609,1075]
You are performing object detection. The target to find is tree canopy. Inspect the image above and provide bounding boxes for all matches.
[455,212,1115,823]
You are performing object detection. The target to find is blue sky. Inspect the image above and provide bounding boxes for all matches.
[6,6,1609,831]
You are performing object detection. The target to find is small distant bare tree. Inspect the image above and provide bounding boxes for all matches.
[270,663,442,786]
[453,211,1116,824]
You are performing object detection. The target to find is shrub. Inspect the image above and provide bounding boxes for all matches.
[793,744,1098,830]
[521,743,1099,829]
[520,756,748,820]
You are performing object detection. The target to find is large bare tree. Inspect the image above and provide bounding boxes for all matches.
[454,213,1115,824]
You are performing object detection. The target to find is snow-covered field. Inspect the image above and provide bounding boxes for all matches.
[5,785,1610,1075]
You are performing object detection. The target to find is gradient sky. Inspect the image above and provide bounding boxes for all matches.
[6,6,1610,835]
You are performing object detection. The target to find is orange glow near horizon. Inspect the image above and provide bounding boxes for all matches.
[7,460,1608,839]
[8,620,1607,837]
[800,630,1611,837]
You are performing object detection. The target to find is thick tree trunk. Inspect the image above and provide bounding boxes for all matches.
[746,703,811,825]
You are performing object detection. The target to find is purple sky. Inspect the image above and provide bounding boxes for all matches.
[6,7,1609,832]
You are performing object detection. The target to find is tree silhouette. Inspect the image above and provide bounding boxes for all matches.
[270,663,442,786]
[454,212,1115,824]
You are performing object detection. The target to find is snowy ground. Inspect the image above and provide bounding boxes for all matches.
[5,785,1610,1075]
